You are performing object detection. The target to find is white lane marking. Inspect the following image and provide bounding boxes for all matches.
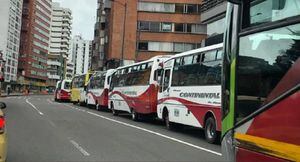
[66,105,222,156]
[25,98,44,116]
[69,139,90,156]
[47,99,52,104]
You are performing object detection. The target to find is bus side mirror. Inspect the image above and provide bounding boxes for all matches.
[0,102,6,109]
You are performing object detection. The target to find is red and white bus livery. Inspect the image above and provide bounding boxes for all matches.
[157,43,223,143]
[86,69,115,110]
[54,80,71,102]
[108,56,170,121]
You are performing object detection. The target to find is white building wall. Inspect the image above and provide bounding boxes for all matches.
[48,2,72,81]
[70,35,91,75]
[0,0,23,82]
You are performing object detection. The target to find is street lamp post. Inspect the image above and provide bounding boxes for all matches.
[110,0,127,66]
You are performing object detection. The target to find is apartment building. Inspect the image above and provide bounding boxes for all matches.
[70,35,92,75]
[96,0,206,69]
[91,0,106,71]
[18,0,52,90]
[47,2,72,87]
[200,0,226,45]
[0,0,23,87]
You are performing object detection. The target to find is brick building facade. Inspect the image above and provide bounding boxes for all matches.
[94,0,206,69]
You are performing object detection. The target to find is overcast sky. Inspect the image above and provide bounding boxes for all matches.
[53,0,97,40]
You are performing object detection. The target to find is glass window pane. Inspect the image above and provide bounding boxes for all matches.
[175,4,184,13]
[175,23,184,32]
[183,55,193,65]
[139,21,149,30]
[148,42,160,51]
[236,23,300,122]
[138,42,148,50]
[161,22,172,32]
[174,43,184,52]
[248,0,300,27]
[150,22,160,32]
[202,50,217,62]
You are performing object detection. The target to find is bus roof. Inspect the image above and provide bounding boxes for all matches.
[167,43,223,61]
[116,55,171,70]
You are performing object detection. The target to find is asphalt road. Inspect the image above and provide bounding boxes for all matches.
[1,95,223,162]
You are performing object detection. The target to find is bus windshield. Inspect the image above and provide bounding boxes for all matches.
[249,0,300,26]
[236,23,300,123]
[64,82,71,90]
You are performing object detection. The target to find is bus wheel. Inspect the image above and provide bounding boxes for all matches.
[96,104,100,111]
[111,103,118,116]
[164,111,175,130]
[204,117,218,144]
[131,109,140,121]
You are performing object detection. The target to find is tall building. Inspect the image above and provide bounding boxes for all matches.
[200,0,226,46]
[91,0,106,71]
[70,35,92,75]
[0,0,23,87]
[47,2,72,87]
[18,0,52,90]
[98,0,206,69]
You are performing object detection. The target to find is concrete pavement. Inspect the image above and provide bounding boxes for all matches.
[2,95,223,162]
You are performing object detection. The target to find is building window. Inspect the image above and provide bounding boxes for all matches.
[175,4,184,13]
[191,24,206,34]
[139,21,150,31]
[174,43,195,52]
[149,42,173,52]
[138,41,198,53]
[185,4,198,14]
[150,22,160,32]
[138,42,148,50]
[161,22,172,32]
[138,2,175,13]
[175,23,184,32]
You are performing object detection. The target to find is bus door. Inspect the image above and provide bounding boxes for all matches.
[161,67,172,98]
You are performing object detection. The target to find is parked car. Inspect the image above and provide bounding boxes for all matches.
[0,102,7,162]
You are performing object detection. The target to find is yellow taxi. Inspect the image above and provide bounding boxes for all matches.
[0,102,7,162]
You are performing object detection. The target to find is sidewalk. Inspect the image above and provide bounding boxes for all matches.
[0,92,53,97]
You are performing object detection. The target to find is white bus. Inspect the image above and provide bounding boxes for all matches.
[86,69,115,110]
[108,56,170,121]
[54,80,71,102]
[157,43,223,143]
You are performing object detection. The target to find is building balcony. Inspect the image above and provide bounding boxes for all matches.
[47,60,61,66]
[104,0,111,9]
[48,74,60,80]
[200,0,227,23]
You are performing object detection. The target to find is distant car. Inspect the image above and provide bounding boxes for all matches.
[54,80,71,102]
[0,102,7,162]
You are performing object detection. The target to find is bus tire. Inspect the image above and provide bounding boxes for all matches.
[164,110,175,130]
[111,103,118,116]
[131,109,140,121]
[204,117,218,144]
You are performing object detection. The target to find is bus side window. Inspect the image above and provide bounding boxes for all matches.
[163,69,171,92]
[107,76,111,85]
[154,69,162,81]
[193,54,200,63]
